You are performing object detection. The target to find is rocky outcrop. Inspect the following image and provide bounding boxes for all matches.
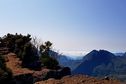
[7,67,71,84]
[5,53,71,84]
[9,73,34,84]
[33,67,71,82]
[59,67,71,77]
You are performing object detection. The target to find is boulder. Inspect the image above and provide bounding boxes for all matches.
[11,73,34,84]
[59,67,71,77]
[33,67,71,82]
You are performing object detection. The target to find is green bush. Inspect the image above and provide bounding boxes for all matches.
[22,43,34,64]
[0,33,31,57]
[0,33,59,70]
[41,56,59,69]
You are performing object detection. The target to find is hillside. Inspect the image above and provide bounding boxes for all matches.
[0,33,71,84]
[4,52,71,83]
[73,50,126,82]
[35,75,121,84]
[3,52,121,84]
[6,53,34,76]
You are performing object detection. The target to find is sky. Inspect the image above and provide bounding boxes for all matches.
[0,0,126,55]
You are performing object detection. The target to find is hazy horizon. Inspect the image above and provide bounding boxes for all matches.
[0,0,126,54]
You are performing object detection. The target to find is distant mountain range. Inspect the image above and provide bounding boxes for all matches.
[50,49,126,81]
[51,50,126,76]
[123,52,126,56]
[57,55,83,71]
[50,50,83,70]
[72,50,126,81]
[114,53,125,56]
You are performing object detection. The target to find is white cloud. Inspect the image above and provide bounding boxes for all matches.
[60,50,88,57]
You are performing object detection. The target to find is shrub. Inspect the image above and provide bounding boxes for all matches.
[40,41,59,69]
[22,43,41,69]
[0,55,12,83]
[41,56,59,69]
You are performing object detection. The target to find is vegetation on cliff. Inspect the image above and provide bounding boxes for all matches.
[0,33,59,69]
[0,33,71,84]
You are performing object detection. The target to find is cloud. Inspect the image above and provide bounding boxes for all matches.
[60,50,88,57]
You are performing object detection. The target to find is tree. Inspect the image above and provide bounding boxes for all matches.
[22,43,41,69]
[0,33,31,54]
[40,41,59,69]
[0,33,42,69]
[31,36,41,50]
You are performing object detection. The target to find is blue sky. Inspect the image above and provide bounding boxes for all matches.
[0,0,126,54]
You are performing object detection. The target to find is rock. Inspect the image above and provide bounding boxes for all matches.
[104,76,110,80]
[33,67,71,82]
[59,67,71,77]
[12,73,34,84]
[33,69,50,82]
[23,61,42,70]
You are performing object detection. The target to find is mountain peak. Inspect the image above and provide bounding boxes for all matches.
[73,50,116,75]
[83,50,115,61]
